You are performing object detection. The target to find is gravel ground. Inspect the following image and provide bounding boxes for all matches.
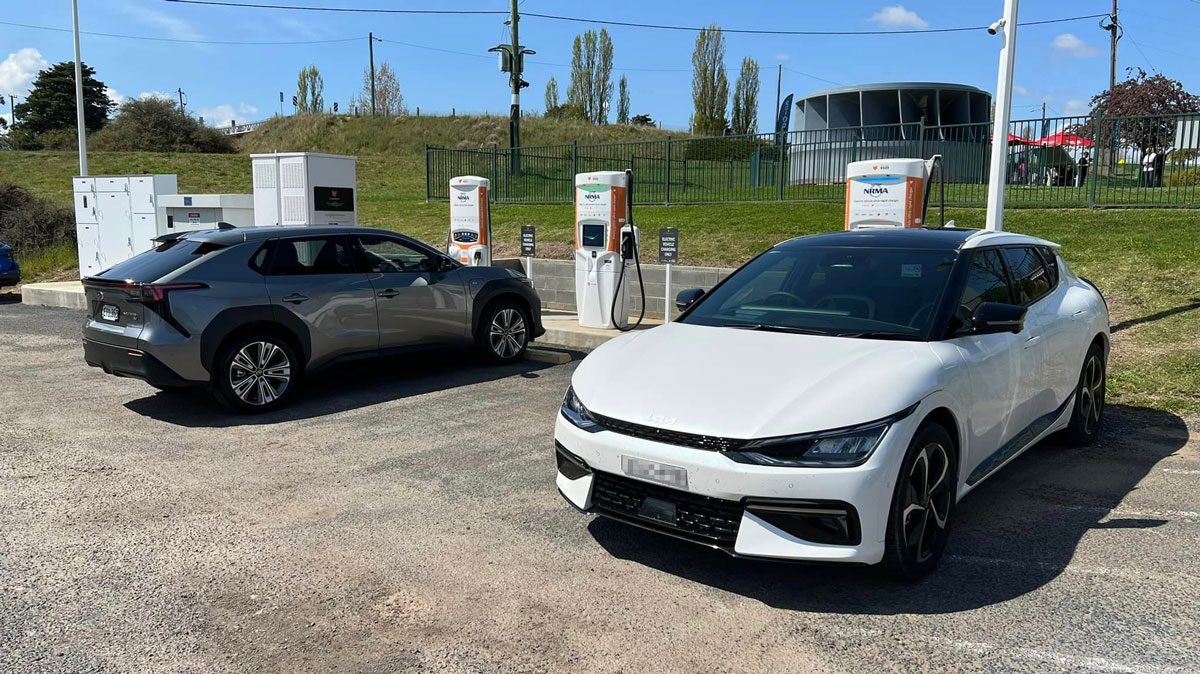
[1,299,1198,674]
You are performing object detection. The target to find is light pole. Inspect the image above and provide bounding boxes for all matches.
[71,0,88,176]
[984,0,1020,232]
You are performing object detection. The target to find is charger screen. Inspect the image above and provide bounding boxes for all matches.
[581,224,605,248]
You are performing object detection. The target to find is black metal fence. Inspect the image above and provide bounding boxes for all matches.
[426,112,1200,209]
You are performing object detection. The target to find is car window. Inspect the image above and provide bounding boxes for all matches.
[354,234,435,273]
[95,239,220,282]
[266,236,357,276]
[1037,247,1059,287]
[960,249,1012,312]
[1003,246,1053,305]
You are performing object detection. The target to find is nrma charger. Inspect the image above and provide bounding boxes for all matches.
[845,155,945,230]
[573,170,644,330]
[448,175,492,266]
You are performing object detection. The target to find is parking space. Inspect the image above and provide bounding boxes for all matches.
[2,303,1198,673]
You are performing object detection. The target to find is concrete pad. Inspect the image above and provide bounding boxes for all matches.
[538,310,663,352]
[21,281,87,311]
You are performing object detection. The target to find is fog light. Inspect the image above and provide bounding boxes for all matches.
[745,502,861,546]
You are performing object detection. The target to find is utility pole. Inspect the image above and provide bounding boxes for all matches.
[177,88,186,115]
[71,0,88,176]
[1102,0,1119,94]
[368,32,377,116]
[775,64,782,130]
[489,2,533,175]
[985,0,1020,232]
[1040,101,1047,138]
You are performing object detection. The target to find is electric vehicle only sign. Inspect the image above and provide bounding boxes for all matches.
[658,227,678,264]
[521,225,536,256]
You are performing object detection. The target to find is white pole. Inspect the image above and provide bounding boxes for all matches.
[664,263,672,322]
[71,0,88,176]
[526,255,533,281]
[984,0,1020,232]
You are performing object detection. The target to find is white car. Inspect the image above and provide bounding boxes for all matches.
[554,228,1109,579]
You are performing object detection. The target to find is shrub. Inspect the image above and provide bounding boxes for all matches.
[91,98,235,153]
[0,183,76,253]
[1167,166,1200,187]
[7,127,82,150]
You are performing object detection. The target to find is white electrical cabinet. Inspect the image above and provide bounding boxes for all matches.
[251,152,357,227]
[158,194,255,233]
[73,174,178,276]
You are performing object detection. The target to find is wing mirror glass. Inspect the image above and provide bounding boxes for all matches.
[972,302,1027,334]
[675,288,706,311]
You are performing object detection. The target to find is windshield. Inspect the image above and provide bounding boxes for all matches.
[680,246,958,339]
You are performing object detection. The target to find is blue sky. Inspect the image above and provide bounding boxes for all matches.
[2,1,1197,132]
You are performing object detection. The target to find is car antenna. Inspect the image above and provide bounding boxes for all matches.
[217,221,237,231]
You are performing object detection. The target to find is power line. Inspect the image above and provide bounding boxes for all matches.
[782,67,841,86]
[1122,26,1159,74]
[0,19,359,45]
[162,1,1106,36]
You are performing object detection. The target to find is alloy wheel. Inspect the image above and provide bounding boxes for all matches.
[229,341,291,406]
[901,442,952,564]
[489,308,527,359]
[1078,353,1105,436]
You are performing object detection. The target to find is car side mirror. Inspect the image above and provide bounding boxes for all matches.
[675,288,705,311]
[972,302,1027,334]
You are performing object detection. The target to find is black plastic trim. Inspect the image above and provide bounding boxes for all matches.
[198,305,312,375]
[554,442,592,480]
[83,338,200,387]
[470,278,545,339]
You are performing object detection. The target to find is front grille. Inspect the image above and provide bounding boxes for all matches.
[590,412,746,452]
[590,471,742,546]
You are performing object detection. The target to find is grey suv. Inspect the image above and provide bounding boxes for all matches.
[82,226,544,412]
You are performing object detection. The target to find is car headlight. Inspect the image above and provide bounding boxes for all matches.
[726,423,889,467]
[561,386,601,432]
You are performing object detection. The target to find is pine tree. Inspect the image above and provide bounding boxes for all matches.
[690,25,729,136]
[731,57,760,135]
[12,61,112,135]
[617,76,630,125]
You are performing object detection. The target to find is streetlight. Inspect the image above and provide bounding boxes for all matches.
[71,0,88,175]
[984,0,1020,232]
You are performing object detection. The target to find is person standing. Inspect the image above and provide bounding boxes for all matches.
[1077,150,1090,188]
[1143,149,1157,187]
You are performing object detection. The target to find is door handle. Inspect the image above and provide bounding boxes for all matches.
[378,289,401,299]
[282,293,308,304]
[1023,335,1042,349]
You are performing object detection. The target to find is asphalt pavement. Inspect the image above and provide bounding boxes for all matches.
[1,300,1197,673]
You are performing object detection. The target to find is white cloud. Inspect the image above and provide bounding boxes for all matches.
[869,5,928,30]
[1063,99,1090,116]
[139,91,174,102]
[0,47,49,96]
[774,52,790,62]
[106,87,130,106]
[1052,33,1100,58]
[196,102,259,127]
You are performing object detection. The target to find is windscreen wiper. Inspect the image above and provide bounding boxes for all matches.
[835,331,919,341]
[719,323,832,336]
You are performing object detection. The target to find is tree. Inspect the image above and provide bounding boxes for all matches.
[567,28,614,124]
[295,65,325,114]
[544,76,560,113]
[90,97,234,153]
[731,57,760,135]
[691,25,729,136]
[12,61,112,135]
[617,76,630,125]
[630,113,655,127]
[1079,68,1200,152]
[353,61,404,116]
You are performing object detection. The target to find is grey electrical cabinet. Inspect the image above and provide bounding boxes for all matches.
[73,174,178,276]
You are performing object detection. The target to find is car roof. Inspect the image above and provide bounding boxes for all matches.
[182,225,409,245]
[776,227,1057,251]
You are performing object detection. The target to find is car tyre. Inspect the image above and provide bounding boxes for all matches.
[1057,342,1106,447]
[212,333,300,413]
[881,422,957,581]
[478,300,530,363]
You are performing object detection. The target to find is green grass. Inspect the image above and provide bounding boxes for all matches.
[15,241,77,280]
[2,117,1198,415]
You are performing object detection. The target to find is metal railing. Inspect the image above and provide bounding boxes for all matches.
[426,112,1200,209]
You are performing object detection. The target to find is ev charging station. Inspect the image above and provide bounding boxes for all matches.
[448,176,492,266]
[845,156,946,230]
[574,170,643,330]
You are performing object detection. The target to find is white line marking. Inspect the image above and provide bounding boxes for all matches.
[1162,468,1200,475]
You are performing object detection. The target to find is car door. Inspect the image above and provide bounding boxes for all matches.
[1001,246,1060,423]
[949,248,1028,480]
[352,233,470,349]
[1026,247,1083,406]
[263,235,379,365]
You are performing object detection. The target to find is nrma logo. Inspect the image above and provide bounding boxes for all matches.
[584,192,601,201]
[863,185,890,196]
[455,193,470,201]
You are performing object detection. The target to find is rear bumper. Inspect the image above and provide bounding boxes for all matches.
[83,337,200,388]
[0,272,20,286]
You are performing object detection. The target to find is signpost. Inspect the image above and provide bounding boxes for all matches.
[659,227,679,321]
[520,225,536,279]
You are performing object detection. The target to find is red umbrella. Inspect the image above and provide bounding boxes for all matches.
[991,132,1033,145]
[1037,131,1095,147]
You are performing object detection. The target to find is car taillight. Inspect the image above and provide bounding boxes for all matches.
[133,283,208,303]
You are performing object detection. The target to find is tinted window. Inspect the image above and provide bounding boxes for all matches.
[681,246,957,338]
[960,250,1012,312]
[266,236,356,276]
[1003,246,1053,305]
[355,235,435,273]
[95,239,219,281]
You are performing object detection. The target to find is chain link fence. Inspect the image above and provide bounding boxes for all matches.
[427,112,1200,209]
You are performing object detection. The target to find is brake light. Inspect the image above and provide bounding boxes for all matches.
[134,283,208,303]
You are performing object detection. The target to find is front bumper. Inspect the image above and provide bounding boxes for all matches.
[83,337,199,388]
[554,412,917,565]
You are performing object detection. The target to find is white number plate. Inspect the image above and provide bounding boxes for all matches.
[621,456,688,490]
[100,304,120,322]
